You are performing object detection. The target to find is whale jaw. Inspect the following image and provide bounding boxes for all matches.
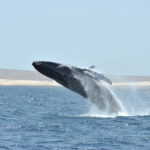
[32,61,70,87]
[32,61,87,98]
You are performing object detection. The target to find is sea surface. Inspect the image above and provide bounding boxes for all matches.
[0,86,150,150]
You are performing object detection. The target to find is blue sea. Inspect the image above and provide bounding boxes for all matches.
[0,86,150,150]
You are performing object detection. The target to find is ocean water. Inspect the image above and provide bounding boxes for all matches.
[0,86,150,150]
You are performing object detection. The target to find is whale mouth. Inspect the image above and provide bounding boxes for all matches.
[32,61,87,98]
[32,61,68,87]
[32,61,59,77]
[32,61,59,71]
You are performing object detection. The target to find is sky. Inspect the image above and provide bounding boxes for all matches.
[0,0,150,75]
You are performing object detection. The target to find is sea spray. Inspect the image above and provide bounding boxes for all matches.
[76,70,127,116]
[82,81,127,117]
[114,86,150,116]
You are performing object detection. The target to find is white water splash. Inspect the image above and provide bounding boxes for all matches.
[119,85,150,117]
[82,104,128,118]
[82,83,150,118]
[81,81,128,118]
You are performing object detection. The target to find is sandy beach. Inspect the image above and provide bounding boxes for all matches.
[112,82,150,87]
[0,79,150,87]
[0,79,60,86]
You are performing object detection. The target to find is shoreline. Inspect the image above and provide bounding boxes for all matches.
[112,82,150,87]
[0,79,150,87]
[0,79,60,86]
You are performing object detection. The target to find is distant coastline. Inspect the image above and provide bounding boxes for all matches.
[0,68,150,87]
[112,82,150,87]
[0,79,150,87]
[0,79,59,86]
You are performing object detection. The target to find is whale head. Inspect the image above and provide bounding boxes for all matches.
[32,61,89,98]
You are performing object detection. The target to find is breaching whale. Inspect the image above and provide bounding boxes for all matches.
[32,61,123,115]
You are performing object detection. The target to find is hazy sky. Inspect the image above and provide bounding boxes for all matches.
[0,0,150,75]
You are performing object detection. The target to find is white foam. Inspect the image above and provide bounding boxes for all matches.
[80,81,128,118]
[81,83,150,118]
[81,104,128,118]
